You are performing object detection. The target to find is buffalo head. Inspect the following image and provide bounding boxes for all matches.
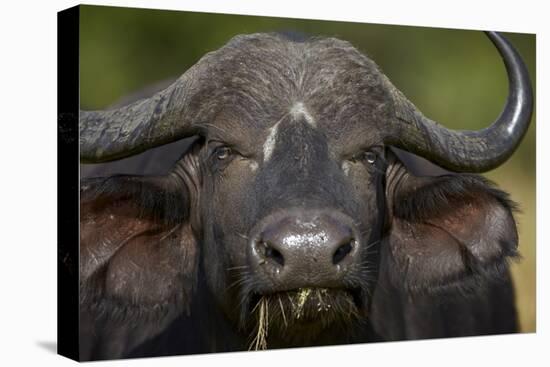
[79,32,532,353]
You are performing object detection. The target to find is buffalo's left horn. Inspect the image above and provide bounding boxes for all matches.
[79,53,215,163]
[385,31,533,172]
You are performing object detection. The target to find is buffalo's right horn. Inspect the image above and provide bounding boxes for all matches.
[79,54,214,163]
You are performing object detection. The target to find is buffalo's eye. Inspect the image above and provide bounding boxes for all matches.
[351,150,377,164]
[363,151,377,164]
[215,146,232,160]
[208,144,238,173]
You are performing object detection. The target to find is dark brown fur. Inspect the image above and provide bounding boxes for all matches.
[79,33,519,360]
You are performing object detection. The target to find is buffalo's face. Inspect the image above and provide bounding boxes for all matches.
[190,42,398,344]
[198,114,389,344]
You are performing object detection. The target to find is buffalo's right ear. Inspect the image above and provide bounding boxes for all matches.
[80,173,199,322]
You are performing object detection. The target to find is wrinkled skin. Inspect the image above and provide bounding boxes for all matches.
[180,36,403,338]
[79,34,520,360]
[196,113,386,344]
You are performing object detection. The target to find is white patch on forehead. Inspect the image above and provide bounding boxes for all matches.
[263,122,280,162]
[342,161,351,176]
[263,103,315,163]
[249,161,259,171]
[290,102,316,127]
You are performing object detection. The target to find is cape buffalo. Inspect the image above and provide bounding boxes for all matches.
[79,31,533,360]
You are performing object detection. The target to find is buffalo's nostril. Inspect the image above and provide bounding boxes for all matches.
[332,240,354,265]
[257,241,285,266]
[265,244,285,266]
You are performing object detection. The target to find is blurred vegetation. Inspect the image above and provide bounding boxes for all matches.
[79,5,536,333]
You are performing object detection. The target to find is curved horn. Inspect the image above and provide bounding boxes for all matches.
[385,31,533,172]
[80,56,212,163]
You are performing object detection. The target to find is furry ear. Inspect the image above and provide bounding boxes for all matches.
[80,174,199,321]
[384,150,519,294]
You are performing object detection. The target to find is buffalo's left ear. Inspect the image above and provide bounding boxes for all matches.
[384,151,519,294]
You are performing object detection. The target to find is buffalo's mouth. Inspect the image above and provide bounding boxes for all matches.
[245,287,364,350]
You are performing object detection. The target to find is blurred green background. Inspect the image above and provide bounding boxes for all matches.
[79,5,536,333]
